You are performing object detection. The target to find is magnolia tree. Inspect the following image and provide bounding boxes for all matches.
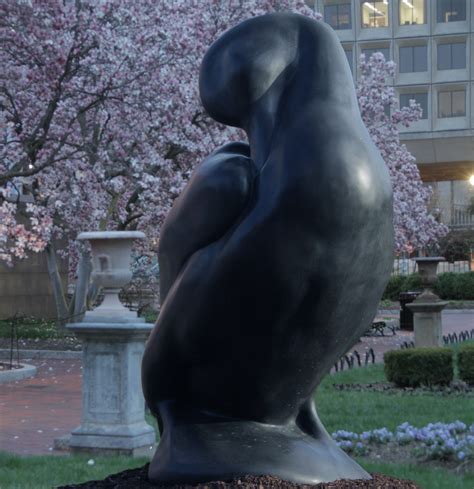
[0,0,317,322]
[356,53,448,253]
[1,1,446,322]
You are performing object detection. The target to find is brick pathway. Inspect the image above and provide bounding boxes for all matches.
[0,359,82,455]
[0,310,472,456]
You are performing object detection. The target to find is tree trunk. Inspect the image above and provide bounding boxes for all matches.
[73,250,92,322]
[45,242,69,329]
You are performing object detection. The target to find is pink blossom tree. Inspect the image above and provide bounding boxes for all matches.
[0,0,317,321]
[357,53,448,253]
[1,2,447,321]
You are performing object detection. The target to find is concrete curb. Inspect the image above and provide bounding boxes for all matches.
[0,363,37,383]
[0,349,82,360]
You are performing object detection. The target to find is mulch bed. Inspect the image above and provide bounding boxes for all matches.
[57,464,420,489]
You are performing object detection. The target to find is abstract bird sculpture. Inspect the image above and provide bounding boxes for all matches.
[142,12,394,485]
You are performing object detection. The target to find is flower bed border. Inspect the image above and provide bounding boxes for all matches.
[0,362,37,383]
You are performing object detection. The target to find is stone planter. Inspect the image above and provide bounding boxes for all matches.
[65,231,155,455]
[78,231,146,323]
[407,257,448,348]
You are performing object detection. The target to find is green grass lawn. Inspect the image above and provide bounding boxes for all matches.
[316,364,474,433]
[0,452,149,489]
[1,365,472,489]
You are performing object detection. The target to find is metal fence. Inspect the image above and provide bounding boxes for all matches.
[451,203,474,230]
[392,258,471,276]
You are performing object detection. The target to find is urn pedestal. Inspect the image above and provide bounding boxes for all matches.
[407,257,448,348]
[66,231,155,455]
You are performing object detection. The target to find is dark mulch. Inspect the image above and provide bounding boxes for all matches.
[333,380,474,397]
[57,464,420,489]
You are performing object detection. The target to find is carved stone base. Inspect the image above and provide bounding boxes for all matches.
[407,300,448,348]
[66,320,155,454]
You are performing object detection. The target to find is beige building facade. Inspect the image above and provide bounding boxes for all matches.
[311,0,474,229]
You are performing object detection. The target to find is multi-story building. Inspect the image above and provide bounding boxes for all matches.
[312,0,474,229]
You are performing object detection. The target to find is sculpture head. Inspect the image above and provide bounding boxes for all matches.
[199,13,356,131]
[199,14,300,129]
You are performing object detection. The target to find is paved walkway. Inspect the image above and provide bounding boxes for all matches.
[358,309,474,363]
[0,310,472,456]
[0,359,82,455]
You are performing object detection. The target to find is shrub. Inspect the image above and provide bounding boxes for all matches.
[383,272,474,301]
[434,272,474,300]
[382,273,422,301]
[438,230,474,263]
[384,348,454,387]
[455,272,474,300]
[458,344,474,386]
[433,272,458,300]
[403,273,422,292]
[382,275,406,301]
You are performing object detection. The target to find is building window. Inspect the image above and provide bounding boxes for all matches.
[437,0,466,22]
[362,47,390,60]
[437,42,466,70]
[400,0,426,25]
[344,49,353,72]
[399,45,428,72]
[361,1,389,28]
[438,89,466,117]
[324,2,352,29]
[400,93,428,119]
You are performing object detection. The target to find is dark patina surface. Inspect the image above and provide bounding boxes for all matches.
[142,12,394,485]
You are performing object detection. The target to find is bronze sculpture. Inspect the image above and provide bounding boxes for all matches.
[142,12,394,485]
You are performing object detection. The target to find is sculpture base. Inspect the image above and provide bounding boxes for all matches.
[56,466,421,489]
[148,401,370,485]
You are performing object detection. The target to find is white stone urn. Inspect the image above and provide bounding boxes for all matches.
[78,231,145,323]
[413,256,445,303]
[63,230,155,455]
[407,256,448,348]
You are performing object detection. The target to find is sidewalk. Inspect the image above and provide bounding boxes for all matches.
[358,309,474,363]
[0,310,472,456]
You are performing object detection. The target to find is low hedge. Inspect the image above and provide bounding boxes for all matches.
[382,273,421,301]
[434,272,474,300]
[382,272,474,301]
[458,344,474,385]
[384,347,454,387]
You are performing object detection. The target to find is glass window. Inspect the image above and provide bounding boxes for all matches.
[362,47,390,60]
[437,0,466,22]
[452,90,466,116]
[400,93,428,118]
[437,43,466,70]
[324,3,352,29]
[438,89,466,117]
[344,49,353,72]
[361,1,389,28]
[400,0,426,25]
[399,45,428,72]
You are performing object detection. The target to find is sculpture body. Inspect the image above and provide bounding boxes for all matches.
[142,13,394,484]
